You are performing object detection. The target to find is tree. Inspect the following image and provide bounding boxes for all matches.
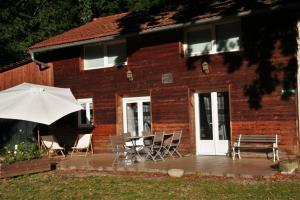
[0,0,81,66]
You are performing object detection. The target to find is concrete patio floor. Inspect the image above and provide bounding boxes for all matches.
[57,154,278,178]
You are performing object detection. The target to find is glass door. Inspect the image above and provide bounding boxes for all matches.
[122,96,151,137]
[194,92,230,155]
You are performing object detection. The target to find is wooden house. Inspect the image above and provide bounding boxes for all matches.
[27,1,300,156]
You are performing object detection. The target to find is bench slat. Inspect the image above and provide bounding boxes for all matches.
[236,146,274,149]
[238,134,280,143]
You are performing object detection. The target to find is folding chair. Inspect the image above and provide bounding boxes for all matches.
[166,130,182,158]
[123,132,143,160]
[71,133,93,157]
[41,135,65,157]
[110,135,134,165]
[162,131,174,158]
[142,134,154,157]
[144,132,165,161]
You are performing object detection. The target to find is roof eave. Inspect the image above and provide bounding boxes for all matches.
[28,2,300,54]
[29,15,224,54]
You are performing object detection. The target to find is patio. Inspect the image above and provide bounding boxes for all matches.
[57,154,278,178]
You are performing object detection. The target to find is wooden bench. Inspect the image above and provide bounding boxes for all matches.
[232,134,280,162]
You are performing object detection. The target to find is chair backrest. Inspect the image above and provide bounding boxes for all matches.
[110,135,125,148]
[154,132,164,145]
[75,134,92,148]
[163,132,174,146]
[123,132,131,143]
[41,135,61,149]
[171,130,182,146]
[143,135,154,147]
[142,131,151,136]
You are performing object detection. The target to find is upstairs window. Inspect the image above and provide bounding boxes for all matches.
[185,21,241,56]
[187,28,212,54]
[78,98,94,127]
[84,40,127,70]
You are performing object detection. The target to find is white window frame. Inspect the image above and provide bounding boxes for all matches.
[84,39,127,70]
[77,98,93,128]
[122,96,151,136]
[183,20,241,57]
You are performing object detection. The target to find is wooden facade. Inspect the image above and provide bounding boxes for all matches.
[0,61,53,90]
[43,11,300,156]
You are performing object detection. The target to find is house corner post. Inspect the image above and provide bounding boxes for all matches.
[297,20,300,148]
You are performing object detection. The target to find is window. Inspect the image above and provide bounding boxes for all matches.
[187,28,212,54]
[185,21,241,56]
[84,40,127,70]
[77,98,94,127]
[215,22,241,52]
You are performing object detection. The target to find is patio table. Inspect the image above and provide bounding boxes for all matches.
[127,135,154,162]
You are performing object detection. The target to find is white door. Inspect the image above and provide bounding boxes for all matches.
[194,92,230,155]
[122,96,151,137]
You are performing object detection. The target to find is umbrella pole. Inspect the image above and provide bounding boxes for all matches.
[38,124,40,150]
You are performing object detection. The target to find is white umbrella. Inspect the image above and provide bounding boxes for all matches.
[0,82,83,148]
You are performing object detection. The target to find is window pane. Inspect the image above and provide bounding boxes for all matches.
[217,92,230,140]
[143,102,151,133]
[89,103,94,125]
[78,99,93,127]
[216,22,241,52]
[80,103,87,124]
[187,29,212,54]
[199,93,213,140]
[107,42,127,65]
[84,45,104,68]
[126,103,138,136]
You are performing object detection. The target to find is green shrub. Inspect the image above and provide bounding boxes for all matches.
[0,142,45,164]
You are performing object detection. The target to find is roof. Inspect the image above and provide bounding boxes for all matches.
[29,0,298,51]
[0,58,32,73]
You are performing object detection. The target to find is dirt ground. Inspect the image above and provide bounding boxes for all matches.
[55,168,300,184]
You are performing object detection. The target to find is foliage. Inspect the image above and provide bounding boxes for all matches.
[0,142,45,164]
[0,0,174,66]
[0,172,300,199]
[0,0,81,66]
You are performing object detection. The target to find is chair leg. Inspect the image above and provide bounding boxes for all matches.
[174,149,182,158]
[159,152,165,161]
[169,148,181,158]
[232,147,235,160]
[90,143,94,154]
[85,148,88,157]
[60,150,65,157]
[136,150,142,160]
[145,149,154,161]
[71,148,75,157]
[112,155,118,166]
[162,146,172,158]
[153,148,165,161]
[238,149,241,159]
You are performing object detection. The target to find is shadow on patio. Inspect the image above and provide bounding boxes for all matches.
[57,154,278,178]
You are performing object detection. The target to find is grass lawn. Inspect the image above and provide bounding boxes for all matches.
[0,172,300,200]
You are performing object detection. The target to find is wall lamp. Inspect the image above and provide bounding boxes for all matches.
[202,61,209,74]
[126,69,133,81]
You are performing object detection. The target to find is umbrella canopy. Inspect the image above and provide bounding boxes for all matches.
[0,83,82,125]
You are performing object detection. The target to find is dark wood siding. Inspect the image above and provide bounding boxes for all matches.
[0,62,53,90]
[51,11,299,155]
